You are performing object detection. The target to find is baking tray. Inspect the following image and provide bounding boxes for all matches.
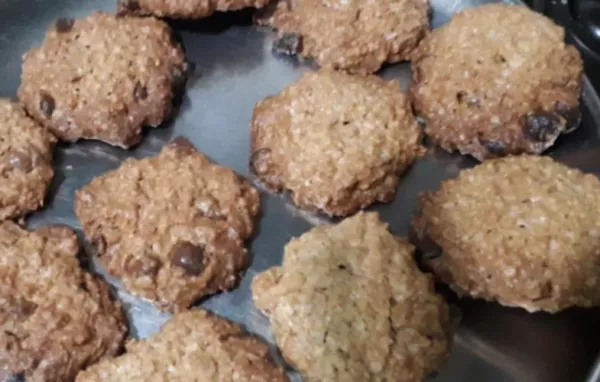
[1,0,600,381]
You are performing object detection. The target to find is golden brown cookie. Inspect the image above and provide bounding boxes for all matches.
[0,222,126,382]
[250,70,422,217]
[0,99,56,221]
[76,309,288,382]
[252,212,451,381]
[118,0,270,19]
[258,0,430,74]
[412,156,600,313]
[74,137,260,312]
[19,13,187,148]
[410,4,583,161]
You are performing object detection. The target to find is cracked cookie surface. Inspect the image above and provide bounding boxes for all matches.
[412,156,600,312]
[76,308,288,382]
[252,212,451,381]
[410,4,583,161]
[19,12,187,148]
[251,70,422,217]
[0,99,56,221]
[0,222,126,382]
[74,137,260,312]
[258,0,430,74]
[118,0,270,19]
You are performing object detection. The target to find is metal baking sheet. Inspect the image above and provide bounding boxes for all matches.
[1,0,600,381]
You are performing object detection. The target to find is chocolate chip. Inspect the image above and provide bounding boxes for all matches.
[483,140,506,156]
[39,92,55,118]
[55,18,74,33]
[493,53,507,64]
[15,300,37,317]
[133,82,148,101]
[7,151,33,173]
[170,242,205,276]
[127,256,161,277]
[555,102,582,134]
[523,112,561,142]
[272,33,303,56]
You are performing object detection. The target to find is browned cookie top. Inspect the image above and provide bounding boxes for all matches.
[252,212,451,381]
[412,156,600,313]
[251,70,422,217]
[411,4,583,161]
[259,0,430,74]
[19,12,187,148]
[74,138,260,312]
[119,0,270,19]
[0,222,126,382]
[76,309,288,382]
[0,99,56,221]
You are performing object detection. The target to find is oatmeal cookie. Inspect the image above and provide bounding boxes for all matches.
[412,156,600,312]
[74,137,260,312]
[76,309,288,382]
[0,222,126,382]
[252,212,451,381]
[251,70,422,217]
[118,0,270,19]
[258,0,430,74]
[0,99,56,221]
[18,12,187,148]
[410,4,583,161]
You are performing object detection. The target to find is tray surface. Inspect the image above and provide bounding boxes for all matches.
[1,0,600,381]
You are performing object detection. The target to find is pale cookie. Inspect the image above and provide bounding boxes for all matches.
[118,0,270,19]
[0,222,126,382]
[251,70,422,217]
[412,156,600,313]
[76,309,288,382]
[258,0,430,74]
[75,137,260,312]
[411,4,583,161]
[19,12,187,148]
[252,212,451,381]
[0,99,56,221]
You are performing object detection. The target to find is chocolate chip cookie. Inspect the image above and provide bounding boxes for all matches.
[18,12,187,148]
[74,137,260,312]
[118,0,270,19]
[410,4,583,161]
[0,99,56,221]
[251,70,422,217]
[258,0,430,74]
[0,222,126,382]
[412,156,600,313]
[252,212,451,381]
[76,308,288,381]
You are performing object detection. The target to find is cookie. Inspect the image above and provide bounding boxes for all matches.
[412,156,600,313]
[74,137,260,311]
[257,0,430,74]
[410,4,583,161]
[0,222,126,382]
[76,308,288,381]
[252,212,451,381]
[250,70,422,217]
[18,12,187,148]
[0,99,56,221]
[118,0,271,19]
